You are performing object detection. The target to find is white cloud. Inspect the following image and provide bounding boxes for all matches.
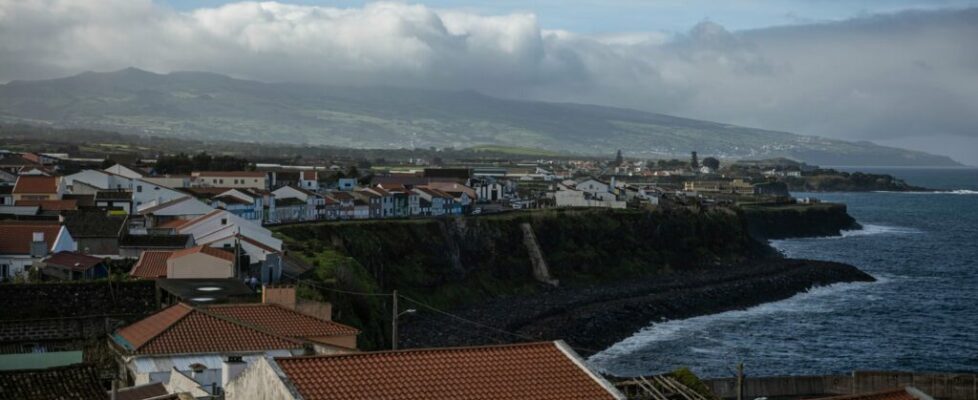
[0,1,976,162]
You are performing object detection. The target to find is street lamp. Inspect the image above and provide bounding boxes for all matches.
[391,290,416,350]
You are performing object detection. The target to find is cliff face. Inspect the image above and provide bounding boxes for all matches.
[273,208,760,348]
[741,203,860,240]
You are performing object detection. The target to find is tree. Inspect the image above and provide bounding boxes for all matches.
[702,157,720,170]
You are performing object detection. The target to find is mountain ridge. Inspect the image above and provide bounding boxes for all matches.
[0,68,960,166]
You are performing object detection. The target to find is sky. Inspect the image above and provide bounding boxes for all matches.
[1,0,977,164]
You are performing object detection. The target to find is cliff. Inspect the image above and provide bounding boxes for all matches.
[273,206,868,351]
[274,208,761,349]
[741,203,861,240]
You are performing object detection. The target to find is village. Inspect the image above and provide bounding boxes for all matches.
[3,146,953,400]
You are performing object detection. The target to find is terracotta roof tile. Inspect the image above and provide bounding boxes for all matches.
[114,382,168,400]
[15,199,78,211]
[12,175,59,194]
[42,251,104,271]
[204,303,359,338]
[130,251,173,279]
[0,222,61,254]
[115,303,303,355]
[0,364,106,400]
[274,341,621,400]
[170,245,235,262]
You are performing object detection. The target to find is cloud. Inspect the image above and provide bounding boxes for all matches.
[0,1,976,162]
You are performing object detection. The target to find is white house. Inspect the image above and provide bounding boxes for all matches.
[0,222,76,281]
[104,164,144,179]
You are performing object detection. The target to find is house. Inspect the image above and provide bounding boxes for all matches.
[12,175,64,202]
[36,251,109,281]
[212,188,265,223]
[337,178,357,191]
[65,170,187,210]
[271,186,320,222]
[299,170,319,191]
[224,341,624,400]
[165,245,236,279]
[553,185,626,209]
[174,210,283,283]
[0,221,76,281]
[141,174,191,189]
[62,210,127,255]
[111,289,358,394]
[137,196,215,230]
[352,189,383,218]
[326,191,356,219]
[425,181,475,208]
[118,234,194,258]
[412,186,459,216]
[13,199,78,215]
[192,171,267,190]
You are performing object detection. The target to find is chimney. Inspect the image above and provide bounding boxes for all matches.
[30,232,48,258]
[222,355,247,388]
[262,285,296,309]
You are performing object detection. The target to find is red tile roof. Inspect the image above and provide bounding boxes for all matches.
[0,222,61,255]
[15,199,78,211]
[114,382,169,400]
[274,341,621,400]
[42,251,104,271]
[170,245,235,262]
[115,303,303,355]
[130,251,173,279]
[12,176,59,194]
[204,303,359,339]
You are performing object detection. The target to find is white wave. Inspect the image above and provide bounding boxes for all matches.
[587,280,876,369]
[840,224,922,237]
[875,189,978,195]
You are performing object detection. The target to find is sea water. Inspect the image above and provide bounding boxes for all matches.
[588,167,978,378]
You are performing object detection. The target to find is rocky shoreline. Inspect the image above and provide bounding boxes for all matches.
[398,258,874,354]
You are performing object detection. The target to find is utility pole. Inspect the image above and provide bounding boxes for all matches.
[736,363,745,400]
[391,289,398,350]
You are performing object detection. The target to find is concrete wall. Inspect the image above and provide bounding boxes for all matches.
[706,371,978,400]
[166,253,233,279]
[224,357,297,400]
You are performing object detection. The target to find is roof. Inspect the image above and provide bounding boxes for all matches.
[114,303,304,355]
[0,221,61,254]
[42,251,104,271]
[0,364,106,400]
[114,382,169,400]
[203,303,359,338]
[276,198,307,207]
[273,341,622,400]
[63,210,126,237]
[15,199,78,211]
[194,171,265,178]
[819,388,930,400]
[12,175,59,194]
[119,234,192,248]
[170,245,235,262]
[156,218,192,229]
[130,251,173,279]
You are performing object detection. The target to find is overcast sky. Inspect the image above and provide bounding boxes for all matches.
[1,0,977,164]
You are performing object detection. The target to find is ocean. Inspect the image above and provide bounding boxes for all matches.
[588,167,978,378]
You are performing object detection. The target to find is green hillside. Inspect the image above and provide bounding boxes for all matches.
[0,68,959,166]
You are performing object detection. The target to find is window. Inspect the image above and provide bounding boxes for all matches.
[221,218,227,225]
[0,264,8,279]
[136,185,142,193]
